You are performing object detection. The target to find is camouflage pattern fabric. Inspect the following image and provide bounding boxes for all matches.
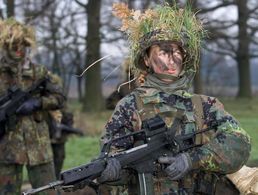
[0,60,64,165]
[101,86,251,194]
[0,163,23,195]
[0,162,57,195]
[0,59,64,194]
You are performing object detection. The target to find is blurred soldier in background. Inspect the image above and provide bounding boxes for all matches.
[46,74,83,179]
[48,109,83,178]
[0,19,65,194]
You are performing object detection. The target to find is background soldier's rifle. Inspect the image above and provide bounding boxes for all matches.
[22,115,214,195]
[0,78,48,138]
[56,123,84,137]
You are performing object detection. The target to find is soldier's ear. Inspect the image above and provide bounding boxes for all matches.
[144,54,150,67]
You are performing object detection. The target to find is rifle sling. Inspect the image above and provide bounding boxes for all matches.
[191,94,204,145]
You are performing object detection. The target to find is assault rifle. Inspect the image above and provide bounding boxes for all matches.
[52,122,84,139]
[23,115,213,195]
[48,112,84,140]
[0,78,48,137]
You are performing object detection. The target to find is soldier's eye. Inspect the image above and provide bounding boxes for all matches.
[159,50,167,55]
[173,50,182,56]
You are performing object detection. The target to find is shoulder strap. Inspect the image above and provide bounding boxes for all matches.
[133,91,156,121]
[134,91,144,112]
[191,94,204,145]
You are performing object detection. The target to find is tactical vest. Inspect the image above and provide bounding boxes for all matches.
[134,90,204,149]
[130,90,218,195]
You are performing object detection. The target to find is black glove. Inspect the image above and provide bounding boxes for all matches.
[98,158,121,183]
[158,153,192,180]
[16,97,42,115]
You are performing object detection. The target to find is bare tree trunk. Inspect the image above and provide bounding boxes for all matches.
[77,77,83,102]
[75,52,83,102]
[236,0,252,98]
[0,9,4,19]
[7,0,15,17]
[188,0,203,94]
[49,10,60,75]
[83,0,104,111]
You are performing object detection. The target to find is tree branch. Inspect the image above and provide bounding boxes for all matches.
[24,0,56,23]
[248,5,258,15]
[74,0,87,9]
[204,42,236,58]
[250,54,258,58]
[198,2,235,14]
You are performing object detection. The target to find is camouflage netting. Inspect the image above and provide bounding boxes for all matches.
[0,18,36,50]
[112,2,206,74]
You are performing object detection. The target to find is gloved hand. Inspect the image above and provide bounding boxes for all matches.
[98,158,121,183]
[16,97,42,115]
[158,153,192,180]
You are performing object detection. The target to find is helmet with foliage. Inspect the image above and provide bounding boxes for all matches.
[112,3,205,74]
[0,18,36,50]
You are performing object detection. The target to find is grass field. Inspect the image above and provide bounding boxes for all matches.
[62,97,258,170]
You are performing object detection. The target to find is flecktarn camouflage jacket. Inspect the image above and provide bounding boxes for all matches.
[0,60,65,165]
[101,86,251,194]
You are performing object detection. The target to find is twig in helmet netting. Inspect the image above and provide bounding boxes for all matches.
[75,54,112,77]
[117,77,137,93]
[102,64,122,82]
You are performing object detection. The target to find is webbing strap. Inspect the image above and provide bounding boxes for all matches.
[134,92,157,121]
[191,94,204,145]
[134,92,144,112]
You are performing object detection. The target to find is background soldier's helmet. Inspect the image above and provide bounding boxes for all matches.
[0,18,36,50]
[112,3,205,74]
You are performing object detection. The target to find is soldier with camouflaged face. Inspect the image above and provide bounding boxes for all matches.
[94,3,251,195]
[0,19,64,195]
[61,3,251,195]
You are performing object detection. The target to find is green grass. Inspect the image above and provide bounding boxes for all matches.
[63,136,100,169]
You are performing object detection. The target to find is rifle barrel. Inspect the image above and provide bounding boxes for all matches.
[22,180,64,195]
[57,123,84,136]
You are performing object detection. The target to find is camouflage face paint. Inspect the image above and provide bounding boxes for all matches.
[6,43,26,62]
[146,43,183,77]
[150,48,168,72]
